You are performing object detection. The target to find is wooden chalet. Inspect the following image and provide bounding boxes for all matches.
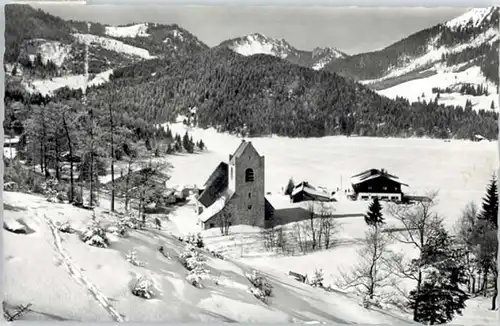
[290,181,335,203]
[350,169,408,202]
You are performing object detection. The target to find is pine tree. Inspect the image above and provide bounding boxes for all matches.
[197,139,205,151]
[490,100,495,110]
[365,197,384,227]
[478,174,498,228]
[182,131,190,152]
[284,178,295,196]
[408,227,469,325]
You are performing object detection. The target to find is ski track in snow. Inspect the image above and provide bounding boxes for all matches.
[42,214,127,323]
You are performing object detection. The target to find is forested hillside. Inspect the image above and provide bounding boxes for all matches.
[58,47,498,140]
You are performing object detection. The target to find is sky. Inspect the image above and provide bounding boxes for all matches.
[34,4,468,54]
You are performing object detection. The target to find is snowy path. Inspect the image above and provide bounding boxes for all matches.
[42,214,127,322]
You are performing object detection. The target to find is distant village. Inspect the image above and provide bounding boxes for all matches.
[194,141,430,231]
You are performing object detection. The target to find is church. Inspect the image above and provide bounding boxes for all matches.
[196,140,268,230]
[195,140,365,230]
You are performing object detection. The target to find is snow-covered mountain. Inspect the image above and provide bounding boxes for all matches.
[5,5,208,96]
[218,33,346,70]
[324,7,499,111]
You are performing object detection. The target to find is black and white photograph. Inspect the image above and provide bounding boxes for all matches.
[2,2,499,324]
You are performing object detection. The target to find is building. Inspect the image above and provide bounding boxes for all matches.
[350,169,408,202]
[197,140,267,230]
[197,141,365,231]
[290,181,335,203]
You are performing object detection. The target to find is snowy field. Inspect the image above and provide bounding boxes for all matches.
[165,122,498,230]
[376,65,498,112]
[3,191,412,324]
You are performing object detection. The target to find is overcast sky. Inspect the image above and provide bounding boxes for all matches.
[34,4,468,54]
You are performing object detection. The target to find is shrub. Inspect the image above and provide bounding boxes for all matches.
[310,269,324,288]
[179,244,210,288]
[80,220,109,248]
[246,270,273,303]
[126,249,146,267]
[56,221,74,234]
[114,213,140,237]
[131,276,160,299]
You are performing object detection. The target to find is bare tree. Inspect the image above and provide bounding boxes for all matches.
[337,224,393,308]
[307,202,319,250]
[318,202,339,249]
[453,201,480,293]
[217,201,234,236]
[293,222,307,254]
[385,190,443,320]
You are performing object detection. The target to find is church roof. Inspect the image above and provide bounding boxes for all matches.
[199,190,235,223]
[229,140,260,163]
[198,162,228,208]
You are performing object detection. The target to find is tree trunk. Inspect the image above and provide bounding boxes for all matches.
[62,113,74,202]
[492,277,498,310]
[55,136,60,181]
[41,106,50,178]
[413,270,422,322]
[109,102,115,212]
[482,269,489,297]
[125,161,131,211]
[39,140,44,175]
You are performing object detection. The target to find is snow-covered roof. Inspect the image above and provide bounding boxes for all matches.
[291,182,334,199]
[265,195,296,210]
[351,170,408,187]
[199,189,234,223]
[4,136,20,145]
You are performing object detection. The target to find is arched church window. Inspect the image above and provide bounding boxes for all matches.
[245,168,254,182]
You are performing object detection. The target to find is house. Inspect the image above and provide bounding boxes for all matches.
[290,181,335,203]
[196,140,267,230]
[472,134,486,142]
[351,169,408,202]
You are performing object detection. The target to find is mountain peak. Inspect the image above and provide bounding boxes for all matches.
[445,6,497,30]
[221,33,294,59]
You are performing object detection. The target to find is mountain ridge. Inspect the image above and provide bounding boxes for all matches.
[217,33,347,70]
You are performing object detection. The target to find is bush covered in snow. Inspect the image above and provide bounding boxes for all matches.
[126,249,146,267]
[179,233,204,248]
[56,221,74,234]
[114,213,141,237]
[179,244,210,288]
[131,275,161,299]
[207,248,224,260]
[310,269,324,288]
[79,220,109,248]
[246,270,273,303]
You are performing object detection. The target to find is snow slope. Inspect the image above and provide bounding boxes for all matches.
[446,7,496,30]
[23,69,114,96]
[27,40,72,67]
[377,65,498,111]
[360,7,498,107]
[72,33,155,59]
[3,191,409,323]
[105,23,150,38]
